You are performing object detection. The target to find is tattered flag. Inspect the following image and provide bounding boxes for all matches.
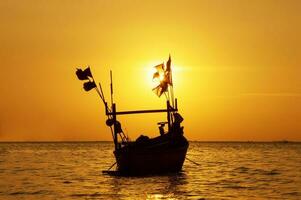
[165,56,172,86]
[153,72,160,79]
[83,81,96,91]
[76,67,93,80]
[151,56,173,97]
[154,63,164,71]
[152,81,168,97]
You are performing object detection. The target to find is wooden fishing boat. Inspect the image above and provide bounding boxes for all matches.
[108,100,189,175]
[76,56,189,175]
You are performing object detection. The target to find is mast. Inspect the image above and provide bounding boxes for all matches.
[167,100,171,132]
[112,103,118,150]
[110,70,113,106]
[110,70,119,151]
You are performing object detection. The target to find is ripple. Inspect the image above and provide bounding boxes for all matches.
[265,169,281,175]
[223,185,248,189]
[9,190,50,195]
[252,168,281,176]
[234,166,249,173]
[63,180,72,184]
[70,192,102,197]
[283,191,300,196]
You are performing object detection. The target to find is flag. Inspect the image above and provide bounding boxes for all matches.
[152,81,168,97]
[165,55,172,86]
[154,63,164,71]
[83,81,96,91]
[151,56,173,97]
[76,67,93,80]
[153,72,160,79]
[152,63,164,81]
[166,55,171,71]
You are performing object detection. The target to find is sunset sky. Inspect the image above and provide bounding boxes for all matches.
[0,0,300,141]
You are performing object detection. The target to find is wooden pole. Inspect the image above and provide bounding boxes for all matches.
[167,100,171,133]
[112,103,118,150]
[170,85,175,108]
[98,82,106,104]
[110,70,113,106]
[90,75,104,103]
[106,108,177,115]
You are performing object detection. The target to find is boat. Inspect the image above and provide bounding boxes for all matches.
[75,56,189,175]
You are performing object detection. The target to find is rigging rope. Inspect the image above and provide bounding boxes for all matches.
[185,156,201,166]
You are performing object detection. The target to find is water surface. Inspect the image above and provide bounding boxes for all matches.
[0,142,300,199]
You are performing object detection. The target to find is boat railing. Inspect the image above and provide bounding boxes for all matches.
[105,99,178,116]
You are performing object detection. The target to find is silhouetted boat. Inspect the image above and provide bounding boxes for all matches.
[107,101,189,175]
[76,56,189,175]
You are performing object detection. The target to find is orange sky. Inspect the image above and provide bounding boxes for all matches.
[0,0,300,141]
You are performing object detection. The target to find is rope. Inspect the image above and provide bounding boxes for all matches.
[186,157,201,166]
[107,162,117,171]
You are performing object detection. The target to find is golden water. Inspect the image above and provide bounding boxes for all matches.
[0,142,300,199]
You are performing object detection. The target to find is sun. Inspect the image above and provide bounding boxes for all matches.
[141,61,162,88]
[140,59,182,92]
[158,73,165,82]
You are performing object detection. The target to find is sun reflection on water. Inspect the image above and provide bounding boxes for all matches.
[146,193,176,200]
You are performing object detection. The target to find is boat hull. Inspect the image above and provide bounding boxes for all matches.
[114,135,189,175]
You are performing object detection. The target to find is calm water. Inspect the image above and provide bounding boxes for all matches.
[0,142,300,200]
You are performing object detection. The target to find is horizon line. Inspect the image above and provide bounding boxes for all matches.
[0,140,300,143]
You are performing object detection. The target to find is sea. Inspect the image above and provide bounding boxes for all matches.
[0,142,300,200]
